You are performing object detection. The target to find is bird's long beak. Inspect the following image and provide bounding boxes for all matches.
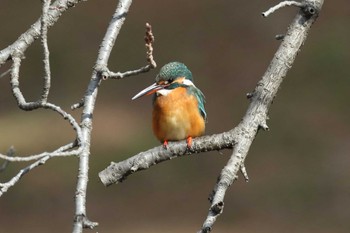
[132,82,167,100]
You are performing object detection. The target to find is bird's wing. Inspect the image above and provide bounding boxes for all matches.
[188,86,207,121]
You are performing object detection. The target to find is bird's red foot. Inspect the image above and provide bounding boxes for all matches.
[162,140,169,150]
[186,136,193,149]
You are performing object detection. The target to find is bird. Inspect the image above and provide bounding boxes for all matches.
[132,61,207,149]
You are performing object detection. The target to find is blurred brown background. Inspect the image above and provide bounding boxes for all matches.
[0,0,349,232]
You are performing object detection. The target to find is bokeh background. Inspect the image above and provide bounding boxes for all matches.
[0,0,349,232]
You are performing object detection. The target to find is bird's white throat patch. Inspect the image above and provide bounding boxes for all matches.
[156,79,195,96]
[156,89,173,96]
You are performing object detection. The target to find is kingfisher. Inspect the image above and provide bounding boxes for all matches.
[132,62,207,149]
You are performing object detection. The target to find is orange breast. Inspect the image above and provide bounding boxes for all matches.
[152,87,205,142]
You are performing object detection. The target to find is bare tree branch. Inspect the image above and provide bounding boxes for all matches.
[0,143,79,196]
[9,53,81,133]
[98,0,324,232]
[240,163,249,182]
[0,142,78,162]
[0,147,15,173]
[0,0,86,67]
[99,131,237,185]
[72,0,134,232]
[0,15,82,195]
[262,0,304,17]
[71,20,156,111]
[0,69,11,79]
[9,55,82,144]
[101,64,154,80]
[71,98,85,110]
[40,0,52,102]
[99,22,157,80]
[2,0,157,231]
[200,0,324,231]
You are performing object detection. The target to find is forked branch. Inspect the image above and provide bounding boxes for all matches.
[0,143,80,197]
[100,22,157,80]
[71,22,156,110]
[72,0,157,232]
[0,0,83,196]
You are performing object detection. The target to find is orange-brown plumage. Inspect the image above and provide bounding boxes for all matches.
[152,87,205,143]
[132,62,206,149]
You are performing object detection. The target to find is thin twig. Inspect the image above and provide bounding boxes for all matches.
[40,0,52,102]
[0,147,15,173]
[10,55,82,142]
[262,1,304,17]
[0,0,85,200]
[240,164,249,182]
[0,69,11,79]
[0,146,81,197]
[71,98,84,110]
[10,55,42,110]
[275,34,285,40]
[101,64,155,80]
[71,22,157,110]
[0,142,78,162]
[100,22,157,80]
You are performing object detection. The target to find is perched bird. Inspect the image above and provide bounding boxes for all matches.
[132,62,207,149]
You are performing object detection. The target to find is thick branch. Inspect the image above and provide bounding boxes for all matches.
[72,0,133,232]
[200,1,323,232]
[99,130,237,185]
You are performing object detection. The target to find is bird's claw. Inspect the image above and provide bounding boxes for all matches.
[162,140,169,150]
[162,137,193,150]
[186,136,193,150]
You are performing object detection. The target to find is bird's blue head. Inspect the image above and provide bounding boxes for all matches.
[132,61,194,100]
[156,62,193,83]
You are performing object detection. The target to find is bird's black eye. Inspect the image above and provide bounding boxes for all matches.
[168,78,174,83]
